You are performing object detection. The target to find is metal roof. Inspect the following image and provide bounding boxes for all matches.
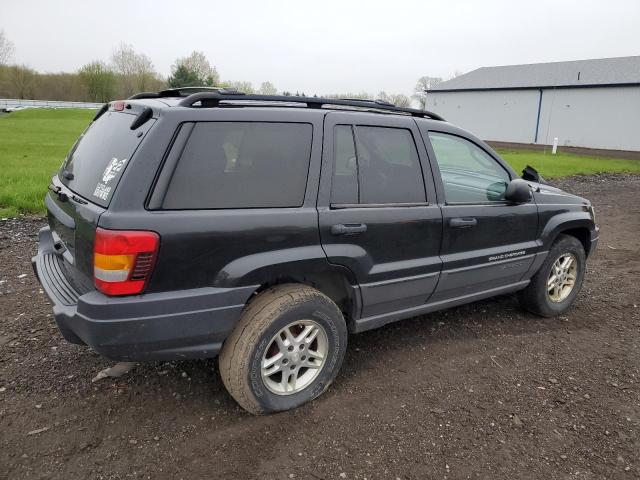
[430,56,640,92]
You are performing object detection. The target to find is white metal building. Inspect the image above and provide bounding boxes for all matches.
[425,56,640,151]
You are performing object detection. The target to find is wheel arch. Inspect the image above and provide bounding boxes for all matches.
[213,247,361,330]
[541,213,595,257]
[557,227,591,257]
[250,268,361,331]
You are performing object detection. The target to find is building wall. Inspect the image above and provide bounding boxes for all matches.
[425,89,540,144]
[536,86,640,151]
[426,86,640,151]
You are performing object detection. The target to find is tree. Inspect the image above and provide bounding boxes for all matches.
[10,65,37,99]
[412,76,442,110]
[220,80,254,93]
[33,72,85,101]
[258,81,277,95]
[79,61,116,102]
[167,64,200,88]
[0,30,15,66]
[134,55,160,92]
[324,92,372,100]
[111,43,159,96]
[388,93,411,108]
[377,91,411,108]
[168,51,219,88]
[111,43,137,79]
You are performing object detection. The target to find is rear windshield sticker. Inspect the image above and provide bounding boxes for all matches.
[102,157,127,183]
[93,157,127,200]
[93,183,111,200]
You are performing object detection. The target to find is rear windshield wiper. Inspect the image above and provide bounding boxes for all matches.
[48,183,67,201]
[48,184,87,205]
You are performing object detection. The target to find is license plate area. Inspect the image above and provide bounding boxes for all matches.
[48,210,75,264]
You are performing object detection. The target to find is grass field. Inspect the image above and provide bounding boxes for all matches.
[0,109,95,217]
[498,149,640,178]
[1,108,639,217]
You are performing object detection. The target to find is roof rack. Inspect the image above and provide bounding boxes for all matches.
[340,98,394,107]
[175,92,445,120]
[128,86,242,100]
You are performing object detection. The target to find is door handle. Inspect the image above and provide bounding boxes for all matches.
[449,217,477,228]
[331,223,367,235]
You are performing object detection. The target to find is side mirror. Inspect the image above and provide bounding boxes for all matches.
[505,179,532,204]
[521,165,544,183]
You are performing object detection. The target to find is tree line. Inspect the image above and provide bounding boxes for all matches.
[0,30,445,108]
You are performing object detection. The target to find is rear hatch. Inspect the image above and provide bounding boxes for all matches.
[47,105,155,289]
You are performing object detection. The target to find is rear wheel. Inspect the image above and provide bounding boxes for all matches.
[219,284,347,415]
[518,234,586,317]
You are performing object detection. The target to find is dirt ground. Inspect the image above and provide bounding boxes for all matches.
[1,174,639,480]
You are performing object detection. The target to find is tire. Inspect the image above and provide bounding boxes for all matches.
[518,234,586,317]
[219,284,348,415]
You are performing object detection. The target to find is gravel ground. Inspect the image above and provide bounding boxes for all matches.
[1,174,639,480]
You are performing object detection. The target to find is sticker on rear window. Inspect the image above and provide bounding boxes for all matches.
[93,157,127,200]
[102,157,127,183]
[93,183,112,200]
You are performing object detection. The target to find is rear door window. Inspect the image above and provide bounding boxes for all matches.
[162,122,313,209]
[331,125,359,204]
[355,126,425,204]
[330,125,426,205]
[60,111,154,206]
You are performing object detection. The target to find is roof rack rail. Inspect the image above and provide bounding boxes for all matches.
[175,92,445,120]
[127,86,242,100]
[340,98,395,107]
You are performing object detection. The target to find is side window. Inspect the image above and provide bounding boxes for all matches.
[355,127,426,204]
[163,122,312,209]
[331,125,358,204]
[330,125,426,205]
[428,132,511,204]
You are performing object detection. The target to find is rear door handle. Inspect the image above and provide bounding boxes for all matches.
[449,217,477,228]
[331,223,367,235]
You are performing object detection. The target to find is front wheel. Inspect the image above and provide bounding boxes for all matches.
[518,234,586,317]
[219,284,347,415]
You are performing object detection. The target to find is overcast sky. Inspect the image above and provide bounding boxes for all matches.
[2,0,639,96]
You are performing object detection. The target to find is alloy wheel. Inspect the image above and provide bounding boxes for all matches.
[547,253,578,302]
[261,320,328,395]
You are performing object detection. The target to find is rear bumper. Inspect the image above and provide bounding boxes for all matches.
[32,226,256,361]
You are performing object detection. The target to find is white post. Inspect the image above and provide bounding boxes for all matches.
[552,137,559,155]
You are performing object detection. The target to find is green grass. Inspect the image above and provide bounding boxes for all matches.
[1,108,639,217]
[497,149,640,178]
[0,108,95,217]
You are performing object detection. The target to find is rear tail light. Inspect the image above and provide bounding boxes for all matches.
[93,228,159,296]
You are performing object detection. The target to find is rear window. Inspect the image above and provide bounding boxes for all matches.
[162,122,312,209]
[60,111,154,206]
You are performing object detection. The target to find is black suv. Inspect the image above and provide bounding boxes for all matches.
[33,89,599,414]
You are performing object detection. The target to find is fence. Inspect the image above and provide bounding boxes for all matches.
[0,98,103,110]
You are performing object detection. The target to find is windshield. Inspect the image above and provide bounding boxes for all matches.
[60,111,154,206]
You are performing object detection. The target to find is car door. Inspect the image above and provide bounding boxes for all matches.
[419,127,539,301]
[318,112,443,325]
